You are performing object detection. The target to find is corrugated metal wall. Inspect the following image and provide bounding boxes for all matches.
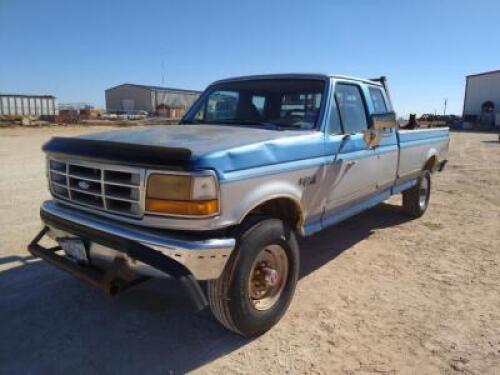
[105,84,200,114]
[105,85,153,113]
[0,95,57,116]
[152,90,199,110]
[463,72,500,116]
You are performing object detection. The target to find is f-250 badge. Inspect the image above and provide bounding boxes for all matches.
[298,174,317,187]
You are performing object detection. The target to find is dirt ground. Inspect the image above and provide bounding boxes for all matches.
[0,126,499,374]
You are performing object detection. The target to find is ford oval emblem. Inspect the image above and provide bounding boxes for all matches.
[78,181,90,190]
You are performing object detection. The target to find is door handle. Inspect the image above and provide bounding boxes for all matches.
[346,160,357,166]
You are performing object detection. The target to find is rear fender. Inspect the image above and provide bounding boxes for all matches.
[424,148,439,172]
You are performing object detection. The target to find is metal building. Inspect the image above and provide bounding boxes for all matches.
[0,94,57,116]
[463,70,500,129]
[105,83,201,117]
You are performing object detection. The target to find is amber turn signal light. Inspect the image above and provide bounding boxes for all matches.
[145,199,219,216]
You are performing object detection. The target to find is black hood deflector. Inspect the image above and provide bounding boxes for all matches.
[42,137,192,168]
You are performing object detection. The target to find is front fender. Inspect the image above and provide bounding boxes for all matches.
[221,175,304,226]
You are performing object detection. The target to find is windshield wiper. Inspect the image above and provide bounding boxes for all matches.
[212,119,284,130]
[180,119,201,124]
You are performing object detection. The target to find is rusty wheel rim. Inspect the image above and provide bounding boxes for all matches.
[248,244,288,311]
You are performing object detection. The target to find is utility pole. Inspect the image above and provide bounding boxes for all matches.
[443,98,447,116]
[161,60,165,86]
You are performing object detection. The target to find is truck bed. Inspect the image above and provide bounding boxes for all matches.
[397,127,450,180]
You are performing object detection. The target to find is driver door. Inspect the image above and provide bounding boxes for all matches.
[322,82,378,224]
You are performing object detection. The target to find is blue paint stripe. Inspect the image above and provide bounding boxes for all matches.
[373,145,398,156]
[398,136,449,149]
[220,155,328,183]
[220,144,397,183]
[220,139,442,183]
[398,128,449,142]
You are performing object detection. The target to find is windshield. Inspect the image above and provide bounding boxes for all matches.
[182,79,326,130]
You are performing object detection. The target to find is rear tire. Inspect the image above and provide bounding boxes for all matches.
[207,218,299,337]
[402,171,431,218]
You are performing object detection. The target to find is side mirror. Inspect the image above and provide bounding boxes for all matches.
[369,112,398,131]
[364,112,398,148]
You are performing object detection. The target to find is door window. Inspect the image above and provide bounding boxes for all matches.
[251,95,266,116]
[335,84,368,134]
[368,87,388,114]
[328,95,342,134]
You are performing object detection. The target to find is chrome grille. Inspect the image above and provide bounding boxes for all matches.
[48,158,145,218]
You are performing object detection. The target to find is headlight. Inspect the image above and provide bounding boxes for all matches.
[145,174,219,216]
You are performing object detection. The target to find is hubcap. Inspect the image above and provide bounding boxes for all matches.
[248,244,288,311]
[419,176,429,209]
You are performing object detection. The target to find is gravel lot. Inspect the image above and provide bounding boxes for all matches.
[0,126,499,374]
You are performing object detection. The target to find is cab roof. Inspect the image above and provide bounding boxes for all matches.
[211,73,383,86]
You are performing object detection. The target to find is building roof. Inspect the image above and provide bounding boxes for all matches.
[0,93,55,98]
[106,83,201,95]
[466,69,500,78]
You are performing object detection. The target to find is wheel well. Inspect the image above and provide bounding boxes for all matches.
[424,155,437,172]
[244,198,303,231]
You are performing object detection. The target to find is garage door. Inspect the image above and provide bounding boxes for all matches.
[122,99,135,113]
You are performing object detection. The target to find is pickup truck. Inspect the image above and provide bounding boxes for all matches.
[29,74,449,337]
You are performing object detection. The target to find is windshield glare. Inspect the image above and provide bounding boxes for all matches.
[184,79,325,130]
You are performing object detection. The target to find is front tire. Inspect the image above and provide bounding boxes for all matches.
[207,218,299,337]
[402,171,431,218]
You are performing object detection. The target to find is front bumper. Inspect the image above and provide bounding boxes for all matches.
[39,200,235,280]
[29,201,236,309]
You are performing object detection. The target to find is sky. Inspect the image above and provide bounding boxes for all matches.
[1,0,499,116]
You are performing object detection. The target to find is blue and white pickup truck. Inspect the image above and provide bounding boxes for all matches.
[30,74,449,336]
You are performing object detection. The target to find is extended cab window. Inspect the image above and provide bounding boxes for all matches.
[335,84,368,134]
[251,95,266,116]
[369,87,388,114]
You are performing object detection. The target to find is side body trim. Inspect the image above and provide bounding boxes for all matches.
[302,177,417,236]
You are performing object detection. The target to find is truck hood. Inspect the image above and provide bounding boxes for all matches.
[44,124,327,180]
[77,124,306,157]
